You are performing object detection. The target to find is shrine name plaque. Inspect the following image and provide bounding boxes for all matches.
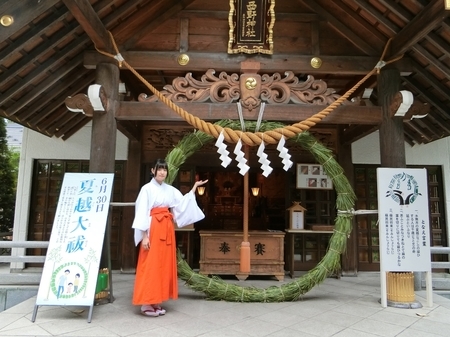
[199,230,285,281]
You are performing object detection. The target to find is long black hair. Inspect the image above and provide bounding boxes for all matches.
[150,158,168,178]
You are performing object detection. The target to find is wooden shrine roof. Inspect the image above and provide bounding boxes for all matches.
[1,0,449,145]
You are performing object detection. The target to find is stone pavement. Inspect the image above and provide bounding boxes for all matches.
[1,271,450,337]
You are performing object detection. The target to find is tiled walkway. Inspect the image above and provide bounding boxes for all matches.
[1,272,450,336]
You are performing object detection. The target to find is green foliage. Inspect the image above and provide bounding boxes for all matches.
[168,120,356,302]
[0,119,16,234]
[9,150,20,191]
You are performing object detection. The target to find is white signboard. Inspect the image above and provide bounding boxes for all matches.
[291,211,304,230]
[377,168,431,272]
[35,173,114,307]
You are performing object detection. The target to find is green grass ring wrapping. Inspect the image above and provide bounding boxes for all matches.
[166,120,356,302]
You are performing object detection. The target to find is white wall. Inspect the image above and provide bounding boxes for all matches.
[352,131,450,246]
[11,123,128,269]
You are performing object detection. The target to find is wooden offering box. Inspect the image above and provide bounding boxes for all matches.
[199,230,285,281]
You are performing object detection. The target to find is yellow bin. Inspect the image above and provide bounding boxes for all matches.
[386,272,415,302]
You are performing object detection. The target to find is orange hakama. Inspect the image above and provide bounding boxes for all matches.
[132,207,177,305]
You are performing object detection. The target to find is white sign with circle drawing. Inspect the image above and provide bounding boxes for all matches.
[377,168,431,272]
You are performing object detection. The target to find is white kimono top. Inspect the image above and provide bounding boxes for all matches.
[132,178,205,246]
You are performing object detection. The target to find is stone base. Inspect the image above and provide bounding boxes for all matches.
[378,298,423,309]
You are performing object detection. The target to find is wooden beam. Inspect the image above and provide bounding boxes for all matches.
[364,1,450,80]
[311,19,320,55]
[354,0,398,34]
[0,0,60,42]
[116,101,382,125]
[112,0,169,47]
[299,0,379,55]
[0,34,88,107]
[412,44,450,79]
[179,17,189,53]
[61,118,91,141]
[35,74,96,131]
[5,55,84,116]
[410,113,445,141]
[400,126,416,147]
[425,31,450,60]
[62,0,115,54]
[178,11,319,22]
[333,0,386,48]
[0,19,81,89]
[411,61,450,102]
[84,51,413,74]
[53,109,87,138]
[19,69,92,122]
[117,120,141,141]
[402,76,450,122]
[340,124,379,145]
[0,5,70,62]
[121,0,196,50]
[404,119,433,144]
[389,0,449,57]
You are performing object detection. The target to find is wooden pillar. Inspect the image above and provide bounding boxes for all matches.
[378,67,418,293]
[238,145,251,278]
[121,139,141,271]
[378,67,405,168]
[236,60,260,281]
[338,140,357,276]
[89,63,119,269]
[90,63,119,172]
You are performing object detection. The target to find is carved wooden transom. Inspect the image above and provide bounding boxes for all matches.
[139,69,352,111]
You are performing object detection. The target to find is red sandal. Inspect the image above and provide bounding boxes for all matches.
[152,304,166,315]
[140,306,159,317]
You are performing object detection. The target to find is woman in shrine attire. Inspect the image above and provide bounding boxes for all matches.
[132,158,207,316]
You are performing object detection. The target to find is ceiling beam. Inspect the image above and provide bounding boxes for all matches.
[121,0,196,50]
[354,0,398,33]
[54,111,88,138]
[34,73,95,130]
[5,55,84,116]
[0,4,70,62]
[412,44,450,80]
[18,69,92,121]
[299,0,379,56]
[389,0,449,57]
[330,0,386,49]
[0,34,89,107]
[0,19,81,89]
[116,101,382,125]
[0,0,60,42]
[62,0,115,54]
[84,51,413,74]
[411,60,450,103]
[403,76,450,122]
[340,124,379,145]
[61,118,91,141]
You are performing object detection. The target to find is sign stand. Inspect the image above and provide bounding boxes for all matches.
[377,168,433,308]
[32,173,114,323]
